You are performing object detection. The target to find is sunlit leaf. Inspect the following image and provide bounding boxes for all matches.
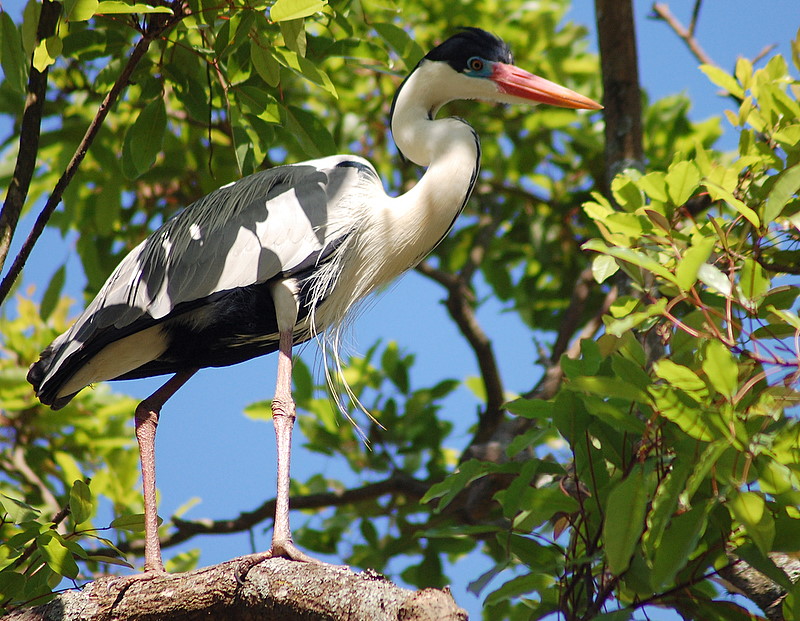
[704,181,760,227]
[37,532,79,579]
[591,254,619,283]
[96,1,173,13]
[64,0,98,21]
[270,0,325,22]
[764,163,800,222]
[697,263,732,297]
[728,491,774,555]
[700,64,744,99]
[69,480,94,525]
[666,160,700,206]
[702,341,738,400]
[675,237,715,291]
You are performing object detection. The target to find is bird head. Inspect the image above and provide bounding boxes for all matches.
[391,28,601,126]
[422,27,602,110]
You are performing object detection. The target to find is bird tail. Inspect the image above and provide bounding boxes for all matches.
[27,344,78,410]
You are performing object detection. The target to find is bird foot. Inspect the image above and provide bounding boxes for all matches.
[234,540,348,583]
[268,538,327,564]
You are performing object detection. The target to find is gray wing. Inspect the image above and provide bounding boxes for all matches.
[33,154,379,398]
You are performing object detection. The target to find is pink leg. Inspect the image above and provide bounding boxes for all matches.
[134,369,196,572]
[267,329,320,563]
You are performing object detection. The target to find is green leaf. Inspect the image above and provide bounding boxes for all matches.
[64,0,98,21]
[0,493,41,523]
[0,569,26,601]
[40,264,66,322]
[0,12,27,93]
[96,1,173,13]
[764,164,800,222]
[122,97,167,179]
[421,460,493,511]
[582,240,679,286]
[270,0,326,22]
[675,237,715,291]
[484,572,550,606]
[702,341,738,399]
[638,171,668,202]
[700,64,744,99]
[110,513,151,532]
[251,41,281,87]
[381,341,409,393]
[644,457,696,558]
[591,254,619,283]
[37,532,79,579]
[704,180,760,227]
[373,22,425,71]
[739,258,769,307]
[69,480,94,525]
[650,500,710,589]
[506,398,554,419]
[652,360,708,401]
[666,161,700,206]
[728,491,775,555]
[33,34,61,72]
[649,384,716,442]
[568,375,649,404]
[604,467,650,574]
[280,19,306,56]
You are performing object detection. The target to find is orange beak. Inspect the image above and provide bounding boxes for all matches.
[491,63,602,110]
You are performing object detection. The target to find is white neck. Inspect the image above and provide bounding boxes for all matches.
[383,62,482,269]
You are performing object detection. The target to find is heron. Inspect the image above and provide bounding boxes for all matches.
[28,27,601,572]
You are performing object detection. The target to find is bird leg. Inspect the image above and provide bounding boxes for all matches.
[267,328,321,563]
[134,369,196,572]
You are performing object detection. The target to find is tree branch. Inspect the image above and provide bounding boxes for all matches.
[651,3,716,67]
[5,557,467,621]
[415,259,505,444]
[0,0,61,276]
[0,6,184,306]
[117,474,429,556]
[595,0,644,187]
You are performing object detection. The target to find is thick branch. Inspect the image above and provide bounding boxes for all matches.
[6,556,468,621]
[0,0,61,275]
[594,0,644,186]
[0,7,184,306]
[415,260,505,444]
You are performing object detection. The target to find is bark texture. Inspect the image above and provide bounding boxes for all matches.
[6,556,468,621]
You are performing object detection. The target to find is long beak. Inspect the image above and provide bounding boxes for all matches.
[492,63,602,110]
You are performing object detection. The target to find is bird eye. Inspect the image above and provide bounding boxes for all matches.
[468,57,484,72]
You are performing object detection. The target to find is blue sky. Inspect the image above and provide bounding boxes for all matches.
[3,1,800,619]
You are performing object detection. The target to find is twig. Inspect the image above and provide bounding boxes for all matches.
[688,0,702,38]
[651,3,716,67]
